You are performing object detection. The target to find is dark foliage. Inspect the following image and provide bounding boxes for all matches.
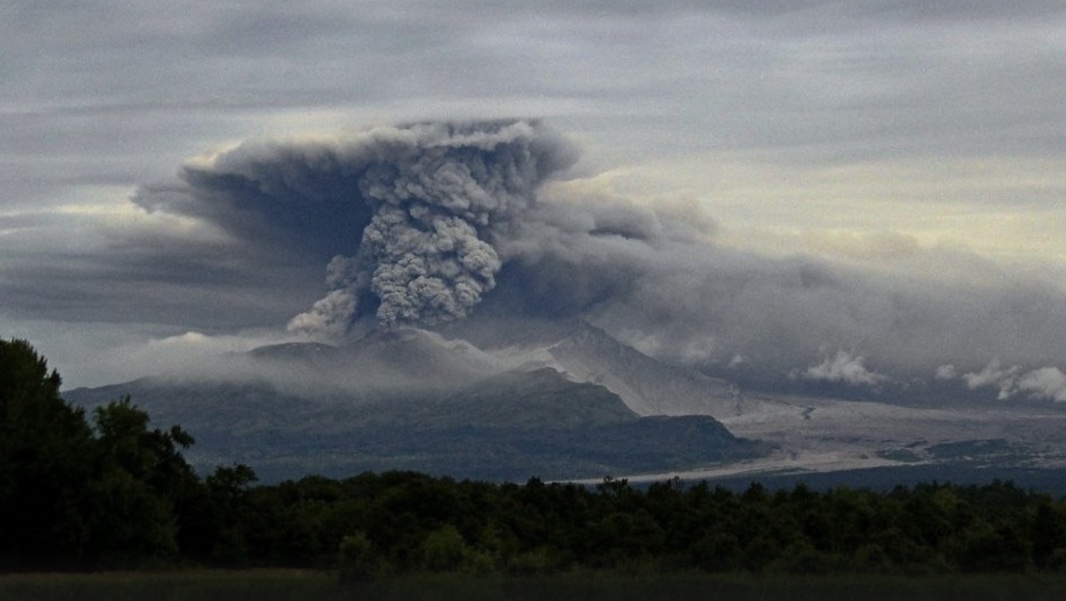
[0,339,226,570]
[4,337,1066,577]
[232,472,1066,578]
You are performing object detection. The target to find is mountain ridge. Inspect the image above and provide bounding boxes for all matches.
[65,317,1066,485]
[64,329,768,482]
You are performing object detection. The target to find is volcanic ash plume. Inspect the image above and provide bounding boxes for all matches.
[329,121,576,332]
[136,118,1066,390]
[292,120,577,335]
[145,120,577,338]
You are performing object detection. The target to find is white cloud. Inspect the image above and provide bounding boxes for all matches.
[1017,367,1066,402]
[947,360,1066,403]
[799,350,886,387]
[961,359,1022,400]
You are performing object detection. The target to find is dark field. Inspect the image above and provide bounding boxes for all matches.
[3,570,1066,601]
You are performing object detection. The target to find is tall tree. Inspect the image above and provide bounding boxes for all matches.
[0,338,204,569]
[0,338,95,568]
[84,397,198,564]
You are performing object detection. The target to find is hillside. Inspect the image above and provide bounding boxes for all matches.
[65,367,766,482]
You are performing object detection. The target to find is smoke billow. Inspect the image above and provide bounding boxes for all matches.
[133,118,1066,397]
[137,120,577,336]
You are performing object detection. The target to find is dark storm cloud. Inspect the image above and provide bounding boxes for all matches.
[0,211,319,328]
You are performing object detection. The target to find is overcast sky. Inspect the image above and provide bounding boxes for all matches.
[4,1,1066,390]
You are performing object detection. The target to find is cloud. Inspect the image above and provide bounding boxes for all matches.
[935,360,1066,403]
[4,1,1066,390]
[493,179,1066,385]
[134,120,578,336]
[961,359,1023,400]
[118,119,1066,397]
[0,318,294,390]
[1017,367,1066,403]
[796,350,887,386]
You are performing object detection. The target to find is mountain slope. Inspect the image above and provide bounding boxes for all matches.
[437,316,746,417]
[64,364,766,482]
[62,318,1066,485]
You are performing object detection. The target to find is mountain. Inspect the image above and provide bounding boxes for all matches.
[242,328,499,394]
[64,316,1066,486]
[436,317,749,417]
[64,326,768,482]
[240,317,751,418]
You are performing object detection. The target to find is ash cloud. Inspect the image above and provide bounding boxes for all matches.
[134,119,1066,399]
[490,180,1066,397]
[136,120,577,335]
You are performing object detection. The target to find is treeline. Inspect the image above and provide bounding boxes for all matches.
[223,470,1066,580]
[5,338,1066,576]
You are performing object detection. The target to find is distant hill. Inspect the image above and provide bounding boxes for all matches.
[437,317,745,416]
[65,361,767,483]
[63,316,1066,484]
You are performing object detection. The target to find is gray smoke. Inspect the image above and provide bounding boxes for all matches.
[136,120,577,337]
[133,118,1066,394]
[483,180,1066,390]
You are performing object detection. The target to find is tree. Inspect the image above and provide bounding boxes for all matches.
[0,338,204,569]
[0,339,95,568]
[203,463,258,566]
[338,531,387,582]
[84,397,199,564]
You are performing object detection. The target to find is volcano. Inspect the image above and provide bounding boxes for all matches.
[64,319,768,482]
[64,315,1066,485]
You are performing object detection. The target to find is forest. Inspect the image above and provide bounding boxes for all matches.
[3,336,1066,579]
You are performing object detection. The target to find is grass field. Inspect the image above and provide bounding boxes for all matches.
[0,569,349,601]
[2,569,1066,601]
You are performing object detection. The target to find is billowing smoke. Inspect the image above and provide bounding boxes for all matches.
[133,118,1066,399]
[136,120,577,336]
